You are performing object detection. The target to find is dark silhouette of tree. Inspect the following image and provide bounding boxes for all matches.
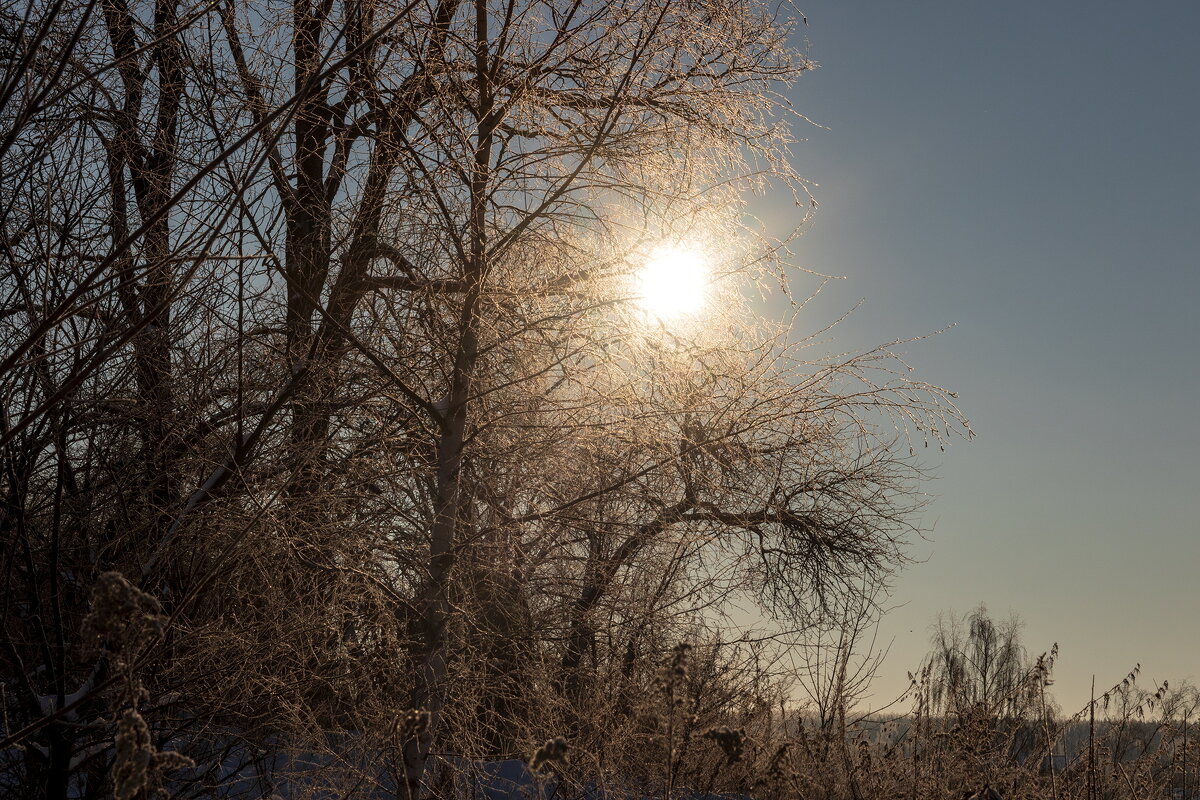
[927,604,1029,720]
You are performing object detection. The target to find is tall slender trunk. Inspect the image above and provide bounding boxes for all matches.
[100,0,182,538]
[140,0,183,533]
[401,2,493,795]
[284,0,334,501]
[560,531,605,701]
[559,508,684,702]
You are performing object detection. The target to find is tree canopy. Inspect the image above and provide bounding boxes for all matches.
[0,0,967,795]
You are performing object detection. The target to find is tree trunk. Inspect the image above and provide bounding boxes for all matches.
[401,2,494,795]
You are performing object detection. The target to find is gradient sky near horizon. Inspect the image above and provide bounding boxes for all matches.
[770,1,1200,712]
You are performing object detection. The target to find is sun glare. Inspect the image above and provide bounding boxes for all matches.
[635,245,709,320]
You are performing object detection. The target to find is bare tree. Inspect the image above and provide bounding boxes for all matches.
[1,0,971,796]
[792,578,890,737]
[926,604,1029,722]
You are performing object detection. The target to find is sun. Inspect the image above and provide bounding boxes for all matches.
[635,245,710,320]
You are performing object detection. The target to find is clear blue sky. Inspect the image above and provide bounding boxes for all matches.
[774,1,1200,712]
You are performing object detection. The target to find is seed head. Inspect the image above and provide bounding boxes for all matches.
[702,726,745,763]
[529,736,568,772]
[399,708,430,739]
[669,642,691,681]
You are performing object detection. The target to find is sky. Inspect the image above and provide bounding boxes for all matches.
[766,0,1200,712]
